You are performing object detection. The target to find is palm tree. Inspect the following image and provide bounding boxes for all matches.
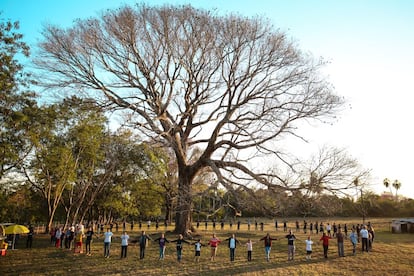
[392,180,402,200]
[383,178,391,193]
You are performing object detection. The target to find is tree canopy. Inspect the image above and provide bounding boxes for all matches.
[0,17,37,178]
[34,4,346,233]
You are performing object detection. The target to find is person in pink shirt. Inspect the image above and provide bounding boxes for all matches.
[208,233,221,261]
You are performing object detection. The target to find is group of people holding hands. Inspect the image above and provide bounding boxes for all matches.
[95,223,374,263]
[45,219,376,265]
[211,225,373,263]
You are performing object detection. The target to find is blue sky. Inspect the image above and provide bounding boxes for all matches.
[2,0,414,198]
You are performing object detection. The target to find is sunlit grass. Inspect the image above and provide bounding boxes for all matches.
[1,218,413,275]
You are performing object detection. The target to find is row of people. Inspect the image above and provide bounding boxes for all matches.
[96,226,374,261]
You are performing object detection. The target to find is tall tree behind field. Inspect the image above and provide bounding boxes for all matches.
[24,97,108,232]
[0,18,38,178]
[58,97,108,227]
[35,5,344,233]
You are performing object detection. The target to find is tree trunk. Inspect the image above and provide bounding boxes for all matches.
[174,174,192,234]
[165,194,174,224]
[46,214,54,234]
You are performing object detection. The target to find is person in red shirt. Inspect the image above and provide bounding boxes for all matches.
[208,233,221,261]
[319,232,332,258]
[260,233,278,262]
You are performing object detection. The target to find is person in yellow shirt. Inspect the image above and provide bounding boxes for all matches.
[1,239,8,249]
[74,227,84,253]
[0,239,8,255]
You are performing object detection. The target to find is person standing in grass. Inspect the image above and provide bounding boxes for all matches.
[59,229,65,249]
[319,232,332,258]
[356,224,361,242]
[349,228,358,256]
[26,225,34,249]
[285,229,297,261]
[304,236,313,260]
[138,231,152,260]
[260,233,278,262]
[224,233,241,262]
[170,234,190,262]
[191,239,205,262]
[64,228,71,249]
[246,238,255,261]
[360,225,369,252]
[368,225,375,251]
[103,228,113,258]
[208,233,221,261]
[50,227,56,245]
[154,233,170,260]
[326,223,332,237]
[74,227,84,253]
[85,227,95,256]
[54,227,62,248]
[68,226,75,250]
[120,231,130,258]
[344,224,348,238]
[336,229,345,257]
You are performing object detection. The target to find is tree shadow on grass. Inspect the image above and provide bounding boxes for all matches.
[187,254,342,276]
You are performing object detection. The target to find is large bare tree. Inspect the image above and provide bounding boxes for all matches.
[35,4,343,233]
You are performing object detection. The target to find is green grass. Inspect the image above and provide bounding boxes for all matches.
[1,218,413,275]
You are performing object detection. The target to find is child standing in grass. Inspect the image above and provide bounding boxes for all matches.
[191,239,204,262]
[120,231,130,258]
[170,234,190,263]
[154,233,170,260]
[304,236,313,260]
[246,239,255,261]
[208,233,221,261]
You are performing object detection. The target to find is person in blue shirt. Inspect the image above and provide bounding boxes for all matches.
[349,228,358,255]
[103,228,113,258]
[224,234,241,262]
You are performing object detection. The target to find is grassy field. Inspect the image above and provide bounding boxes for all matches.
[1,218,413,275]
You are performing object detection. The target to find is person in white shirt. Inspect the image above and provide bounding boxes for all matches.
[360,225,369,252]
[120,231,130,258]
[326,223,332,237]
[191,239,204,262]
[304,236,314,260]
[103,228,113,258]
[246,239,255,261]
